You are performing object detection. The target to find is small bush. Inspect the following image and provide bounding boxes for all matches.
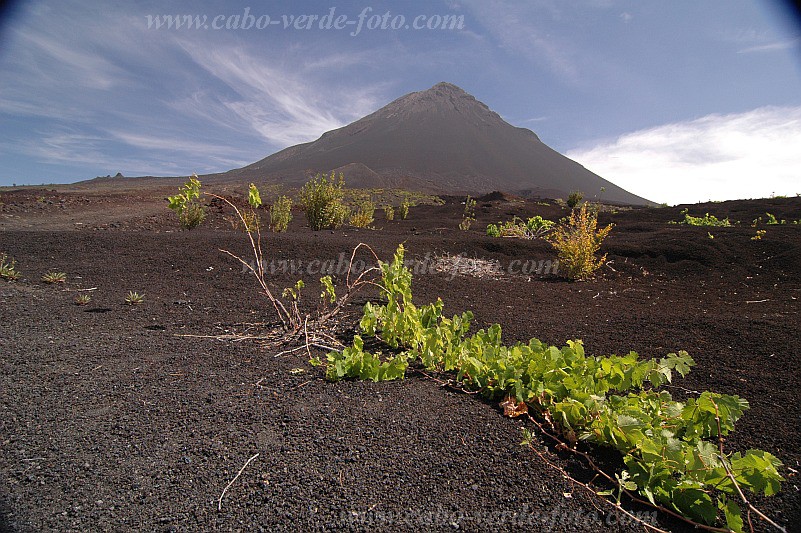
[125,291,145,305]
[1,253,20,281]
[42,271,66,284]
[74,293,92,306]
[349,199,375,228]
[270,195,293,232]
[398,198,410,220]
[547,203,613,280]
[567,190,583,209]
[240,210,260,232]
[486,216,554,239]
[459,196,476,230]
[167,175,206,230]
[384,205,395,221]
[674,209,731,227]
[299,172,348,230]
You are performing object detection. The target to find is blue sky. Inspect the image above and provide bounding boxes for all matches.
[1,0,800,204]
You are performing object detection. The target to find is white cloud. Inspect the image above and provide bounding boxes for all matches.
[178,42,384,147]
[566,106,801,205]
[737,37,801,53]
[458,0,580,83]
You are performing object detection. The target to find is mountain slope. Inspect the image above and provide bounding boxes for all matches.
[213,82,651,205]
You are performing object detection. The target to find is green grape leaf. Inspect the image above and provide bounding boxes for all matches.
[248,183,262,208]
[720,496,744,533]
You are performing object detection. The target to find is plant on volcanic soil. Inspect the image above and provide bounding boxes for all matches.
[546,203,613,281]
[384,205,395,221]
[486,216,554,240]
[239,210,260,232]
[167,175,206,230]
[171,179,381,333]
[398,197,410,220]
[41,271,67,284]
[269,195,293,233]
[0,253,20,281]
[349,197,375,228]
[74,293,92,306]
[762,212,788,225]
[751,229,767,241]
[125,291,145,305]
[299,172,348,230]
[325,244,784,532]
[458,195,476,231]
[673,208,731,227]
[567,190,583,209]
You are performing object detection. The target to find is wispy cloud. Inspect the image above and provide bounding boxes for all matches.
[178,41,385,146]
[567,106,801,204]
[457,0,580,83]
[737,37,801,53]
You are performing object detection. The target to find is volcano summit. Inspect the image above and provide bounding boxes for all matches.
[214,82,650,205]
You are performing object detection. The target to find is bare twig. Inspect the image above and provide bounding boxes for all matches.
[218,453,259,511]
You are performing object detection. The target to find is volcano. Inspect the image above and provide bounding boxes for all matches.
[214,82,650,205]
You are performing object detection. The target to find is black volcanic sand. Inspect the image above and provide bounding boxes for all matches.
[1,190,800,532]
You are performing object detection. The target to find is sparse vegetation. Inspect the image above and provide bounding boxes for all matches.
[299,172,348,230]
[74,293,92,306]
[458,195,476,230]
[486,215,554,240]
[167,175,206,230]
[169,178,381,333]
[567,190,583,209]
[546,203,613,280]
[41,271,66,284]
[383,205,395,221]
[240,210,260,232]
[673,209,731,227]
[125,291,144,305]
[348,198,375,228]
[398,198,410,220]
[752,229,767,241]
[0,253,20,281]
[269,195,293,232]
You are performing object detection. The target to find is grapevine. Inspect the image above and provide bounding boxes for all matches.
[325,245,785,532]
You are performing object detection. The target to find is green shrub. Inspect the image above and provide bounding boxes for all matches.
[547,203,613,280]
[567,190,583,209]
[459,195,476,230]
[270,195,293,232]
[41,271,66,284]
[299,172,348,230]
[167,175,206,230]
[398,198,410,220]
[74,293,92,306]
[486,216,554,239]
[240,210,260,232]
[0,253,20,281]
[384,205,395,221]
[349,199,375,228]
[125,291,144,305]
[674,209,731,227]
